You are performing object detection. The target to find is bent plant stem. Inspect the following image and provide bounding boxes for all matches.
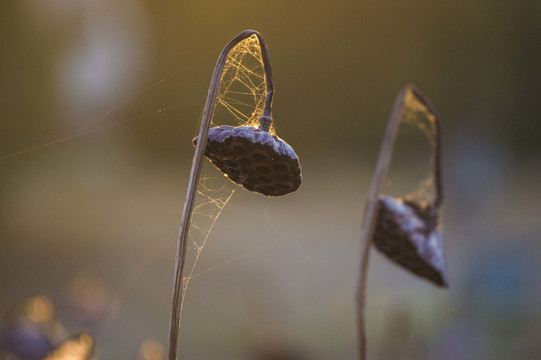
[355,86,407,360]
[355,84,443,359]
[168,30,274,360]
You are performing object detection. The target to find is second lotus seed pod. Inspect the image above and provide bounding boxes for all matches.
[373,195,448,287]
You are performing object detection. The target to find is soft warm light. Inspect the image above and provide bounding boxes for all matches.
[138,339,164,360]
[25,295,54,323]
[43,333,93,360]
[78,333,94,348]
[404,88,436,124]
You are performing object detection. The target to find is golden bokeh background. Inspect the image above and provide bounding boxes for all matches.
[1,1,540,359]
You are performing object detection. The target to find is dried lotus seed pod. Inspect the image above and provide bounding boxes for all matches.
[193,125,302,197]
[373,195,448,287]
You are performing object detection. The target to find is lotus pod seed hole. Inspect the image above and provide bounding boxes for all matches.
[256,166,270,174]
[253,153,266,162]
[239,158,251,166]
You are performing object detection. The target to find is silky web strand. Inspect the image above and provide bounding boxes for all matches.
[167,30,279,360]
[0,56,207,163]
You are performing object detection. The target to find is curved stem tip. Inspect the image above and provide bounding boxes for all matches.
[167,30,275,360]
[356,84,443,359]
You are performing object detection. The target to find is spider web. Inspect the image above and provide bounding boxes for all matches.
[0,35,270,316]
[180,35,269,309]
[385,87,439,206]
[0,56,207,163]
[212,34,273,131]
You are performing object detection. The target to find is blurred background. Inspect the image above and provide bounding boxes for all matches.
[1,1,541,359]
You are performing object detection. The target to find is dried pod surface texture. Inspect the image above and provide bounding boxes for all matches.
[374,195,448,287]
[194,125,302,196]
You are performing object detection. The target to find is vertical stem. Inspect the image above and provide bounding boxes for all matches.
[355,85,408,360]
[168,30,274,360]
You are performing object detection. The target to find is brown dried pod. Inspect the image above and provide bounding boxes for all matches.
[193,125,302,196]
[357,85,447,360]
[169,31,301,360]
[373,195,448,287]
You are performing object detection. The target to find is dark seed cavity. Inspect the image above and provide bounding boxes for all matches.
[239,158,251,166]
[233,146,245,154]
[256,166,270,174]
[253,153,266,162]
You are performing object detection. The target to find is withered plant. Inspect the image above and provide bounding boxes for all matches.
[356,84,447,359]
[168,30,302,360]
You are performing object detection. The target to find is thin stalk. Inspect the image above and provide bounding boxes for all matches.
[168,30,274,360]
[355,85,408,360]
[355,84,443,359]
